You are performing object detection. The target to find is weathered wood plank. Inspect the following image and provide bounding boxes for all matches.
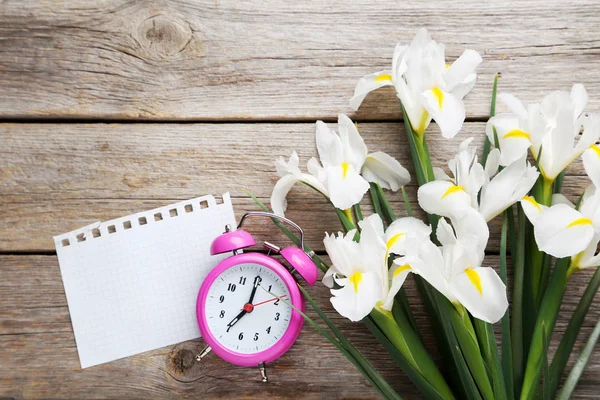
[1,1,599,120]
[0,122,592,252]
[1,255,599,398]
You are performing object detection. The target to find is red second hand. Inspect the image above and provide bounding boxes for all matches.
[253,295,286,307]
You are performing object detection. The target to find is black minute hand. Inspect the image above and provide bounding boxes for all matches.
[248,276,262,304]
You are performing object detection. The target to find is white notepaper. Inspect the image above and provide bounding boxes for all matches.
[54,193,236,368]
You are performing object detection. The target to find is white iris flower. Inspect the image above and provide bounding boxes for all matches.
[350,28,482,139]
[521,145,600,259]
[487,84,600,181]
[403,209,508,324]
[323,214,431,322]
[271,114,410,216]
[417,138,538,222]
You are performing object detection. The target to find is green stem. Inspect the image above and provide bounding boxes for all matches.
[548,267,600,397]
[530,177,554,311]
[512,206,526,397]
[450,306,495,400]
[401,186,413,217]
[556,319,600,400]
[499,211,514,400]
[520,258,571,400]
[474,318,508,400]
[271,285,401,399]
[481,73,499,168]
[370,308,456,400]
[353,203,364,222]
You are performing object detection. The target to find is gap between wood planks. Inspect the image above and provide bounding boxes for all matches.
[0,116,492,124]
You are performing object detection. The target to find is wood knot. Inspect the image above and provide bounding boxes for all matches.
[168,348,195,375]
[135,14,193,59]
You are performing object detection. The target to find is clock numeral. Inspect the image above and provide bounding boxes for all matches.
[219,295,225,303]
[274,298,280,306]
[254,333,259,341]
[227,283,236,292]
[267,284,272,292]
[239,276,246,285]
[238,332,244,341]
[274,312,280,321]
[226,325,232,333]
[266,326,271,334]
[219,310,225,318]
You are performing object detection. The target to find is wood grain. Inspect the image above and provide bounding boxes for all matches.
[0,122,592,253]
[1,1,600,120]
[1,255,599,399]
[2,1,600,397]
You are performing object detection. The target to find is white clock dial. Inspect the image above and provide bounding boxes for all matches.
[205,263,292,354]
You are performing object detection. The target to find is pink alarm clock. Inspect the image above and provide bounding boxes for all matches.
[196,212,318,381]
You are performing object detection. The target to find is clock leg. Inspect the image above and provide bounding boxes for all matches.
[195,345,212,362]
[259,362,268,382]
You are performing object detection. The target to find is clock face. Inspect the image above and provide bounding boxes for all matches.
[204,263,292,354]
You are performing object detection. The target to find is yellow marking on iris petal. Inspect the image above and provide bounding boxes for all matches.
[432,87,444,109]
[341,162,350,179]
[375,74,393,82]
[522,196,542,212]
[393,264,412,278]
[503,129,530,140]
[386,233,405,250]
[445,63,450,69]
[442,185,465,199]
[465,268,483,295]
[591,144,600,157]
[566,218,593,228]
[348,272,363,293]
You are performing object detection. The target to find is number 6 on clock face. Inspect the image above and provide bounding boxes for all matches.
[196,252,305,366]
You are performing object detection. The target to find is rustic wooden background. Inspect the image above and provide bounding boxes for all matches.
[1,1,599,398]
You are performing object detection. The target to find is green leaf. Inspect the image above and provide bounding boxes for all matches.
[369,183,385,219]
[401,186,413,217]
[371,307,455,399]
[554,169,566,194]
[402,106,428,186]
[449,307,495,400]
[431,295,483,400]
[335,208,357,233]
[362,315,450,400]
[520,258,570,400]
[474,319,508,400]
[541,324,550,400]
[295,285,402,400]
[499,211,514,400]
[481,73,499,167]
[353,202,364,222]
[490,73,499,118]
[511,205,526,398]
[393,291,420,336]
[264,284,401,400]
[548,267,600,397]
[556,319,600,400]
[374,182,396,223]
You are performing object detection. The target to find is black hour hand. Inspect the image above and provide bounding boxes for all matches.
[226,310,247,332]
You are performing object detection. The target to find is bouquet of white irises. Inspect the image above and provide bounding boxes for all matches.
[249,28,600,400]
